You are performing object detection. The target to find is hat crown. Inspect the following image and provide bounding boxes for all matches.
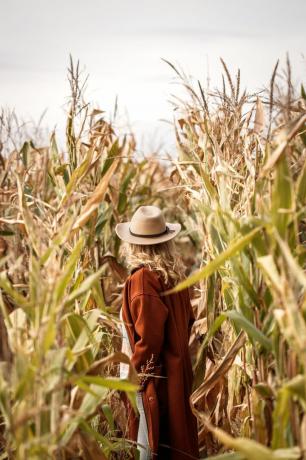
[130,206,166,236]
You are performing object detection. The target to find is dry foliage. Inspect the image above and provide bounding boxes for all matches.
[0,56,305,460]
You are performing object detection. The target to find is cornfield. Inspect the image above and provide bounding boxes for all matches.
[0,56,305,460]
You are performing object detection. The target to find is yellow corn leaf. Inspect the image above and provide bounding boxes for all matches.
[72,158,118,230]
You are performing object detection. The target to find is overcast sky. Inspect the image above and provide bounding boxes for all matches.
[0,0,305,152]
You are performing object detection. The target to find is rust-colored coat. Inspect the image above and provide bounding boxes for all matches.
[121,265,199,460]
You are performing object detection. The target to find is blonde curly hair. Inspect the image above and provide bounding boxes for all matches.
[120,238,186,286]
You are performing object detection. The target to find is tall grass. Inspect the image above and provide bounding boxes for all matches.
[0,56,305,459]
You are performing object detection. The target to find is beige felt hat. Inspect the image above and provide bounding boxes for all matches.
[115,205,181,245]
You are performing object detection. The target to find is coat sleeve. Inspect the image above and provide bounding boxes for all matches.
[129,293,169,390]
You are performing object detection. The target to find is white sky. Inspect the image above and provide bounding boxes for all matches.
[0,0,305,153]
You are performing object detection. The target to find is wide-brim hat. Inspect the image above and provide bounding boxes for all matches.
[115,205,181,245]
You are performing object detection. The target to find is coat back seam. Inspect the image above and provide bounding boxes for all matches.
[130,292,163,304]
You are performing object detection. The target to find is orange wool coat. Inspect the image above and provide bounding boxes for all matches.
[121,265,199,460]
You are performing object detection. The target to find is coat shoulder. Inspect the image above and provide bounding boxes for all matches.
[128,266,162,300]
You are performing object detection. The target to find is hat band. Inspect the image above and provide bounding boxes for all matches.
[129,225,169,238]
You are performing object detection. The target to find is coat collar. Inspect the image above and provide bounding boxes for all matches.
[130,264,145,275]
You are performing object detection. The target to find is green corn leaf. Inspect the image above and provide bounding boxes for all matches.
[224,310,272,351]
[75,375,139,392]
[271,153,293,238]
[296,157,306,205]
[207,454,245,460]
[60,146,94,207]
[101,404,115,431]
[0,273,29,308]
[64,267,104,306]
[101,139,119,177]
[284,374,306,403]
[53,236,85,303]
[163,226,262,294]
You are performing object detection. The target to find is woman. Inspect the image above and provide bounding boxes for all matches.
[116,205,199,460]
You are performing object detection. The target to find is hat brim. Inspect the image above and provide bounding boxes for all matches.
[115,222,181,245]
